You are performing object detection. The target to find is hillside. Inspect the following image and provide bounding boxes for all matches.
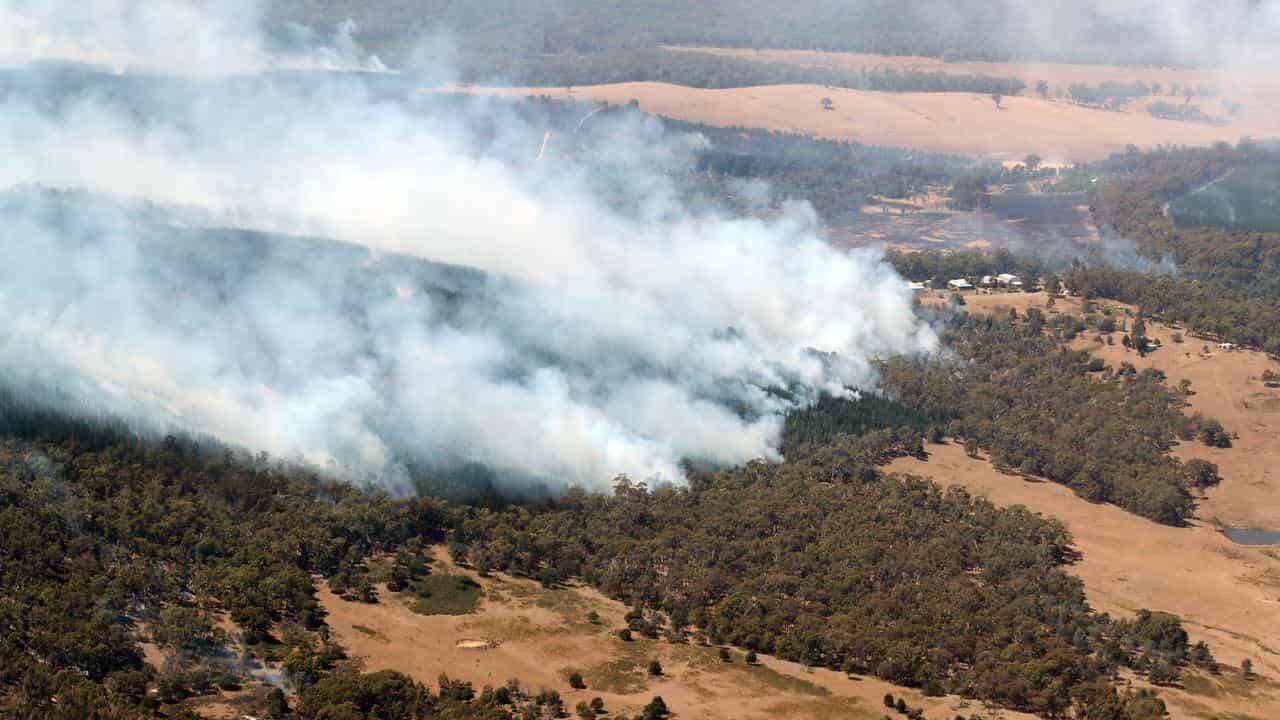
[441,82,1261,162]
[265,0,1272,69]
[893,291,1280,720]
[9,5,1280,720]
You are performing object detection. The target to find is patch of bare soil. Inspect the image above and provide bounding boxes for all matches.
[437,82,1270,163]
[179,687,269,720]
[320,547,1039,720]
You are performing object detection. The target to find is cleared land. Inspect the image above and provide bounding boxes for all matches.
[320,548,1036,720]
[675,47,1274,103]
[671,47,1280,128]
[897,291,1280,719]
[441,82,1270,162]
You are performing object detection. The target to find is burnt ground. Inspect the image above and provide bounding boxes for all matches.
[827,190,1099,255]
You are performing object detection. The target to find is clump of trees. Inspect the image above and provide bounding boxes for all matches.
[1068,81,1155,108]
[0,419,455,716]
[1068,265,1280,356]
[948,173,992,210]
[1147,102,1226,125]
[879,314,1225,524]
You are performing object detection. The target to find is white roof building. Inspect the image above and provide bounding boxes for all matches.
[996,273,1023,288]
[947,278,974,291]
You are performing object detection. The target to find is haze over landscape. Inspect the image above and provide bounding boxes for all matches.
[3,3,1280,720]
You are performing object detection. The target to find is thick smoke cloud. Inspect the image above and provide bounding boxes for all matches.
[0,2,935,494]
[0,0,385,73]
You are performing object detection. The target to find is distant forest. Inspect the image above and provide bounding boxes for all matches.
[265,0,1263,70]
[1089,142,1280,303]
[478,47,1026,95]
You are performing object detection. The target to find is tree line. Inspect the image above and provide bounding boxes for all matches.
[266,0,1242,69]
[879,313,1223,525]
[487,47,1026,95]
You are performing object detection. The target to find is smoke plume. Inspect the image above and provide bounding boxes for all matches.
[0,2,935,495]
[0,0,386,73]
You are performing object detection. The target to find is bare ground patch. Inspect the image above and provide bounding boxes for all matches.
[321,547,1038,720]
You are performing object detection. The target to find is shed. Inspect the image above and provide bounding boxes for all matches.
[996,273,1023,289]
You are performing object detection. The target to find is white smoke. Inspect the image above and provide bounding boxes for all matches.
[0,2,935,494]
[0,0,386,73]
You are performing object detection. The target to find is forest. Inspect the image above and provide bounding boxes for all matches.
[456,429,1197,718]
[485,47,1026,95]
[879,314,1219,525]
[1168,162,1280,232]
[676,118,976,221]
[1088,141,1280,302]
[1,284,1229,718]
[265,0,1256,69]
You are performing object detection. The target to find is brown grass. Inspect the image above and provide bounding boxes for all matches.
[439,81,1271,163]
[668,47,1280,120]
[320,546,1038,720]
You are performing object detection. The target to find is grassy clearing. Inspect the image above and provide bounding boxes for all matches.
[759,697,884,720]
[576,657,651,695]
[405,574,483,616]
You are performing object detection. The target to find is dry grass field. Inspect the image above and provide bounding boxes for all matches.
[670,47,1280,111]
[441,81,1270,163]
[319,548,1037,720]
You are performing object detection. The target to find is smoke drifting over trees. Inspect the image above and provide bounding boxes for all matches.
[0,2,935,494]
[0,0,387,73]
